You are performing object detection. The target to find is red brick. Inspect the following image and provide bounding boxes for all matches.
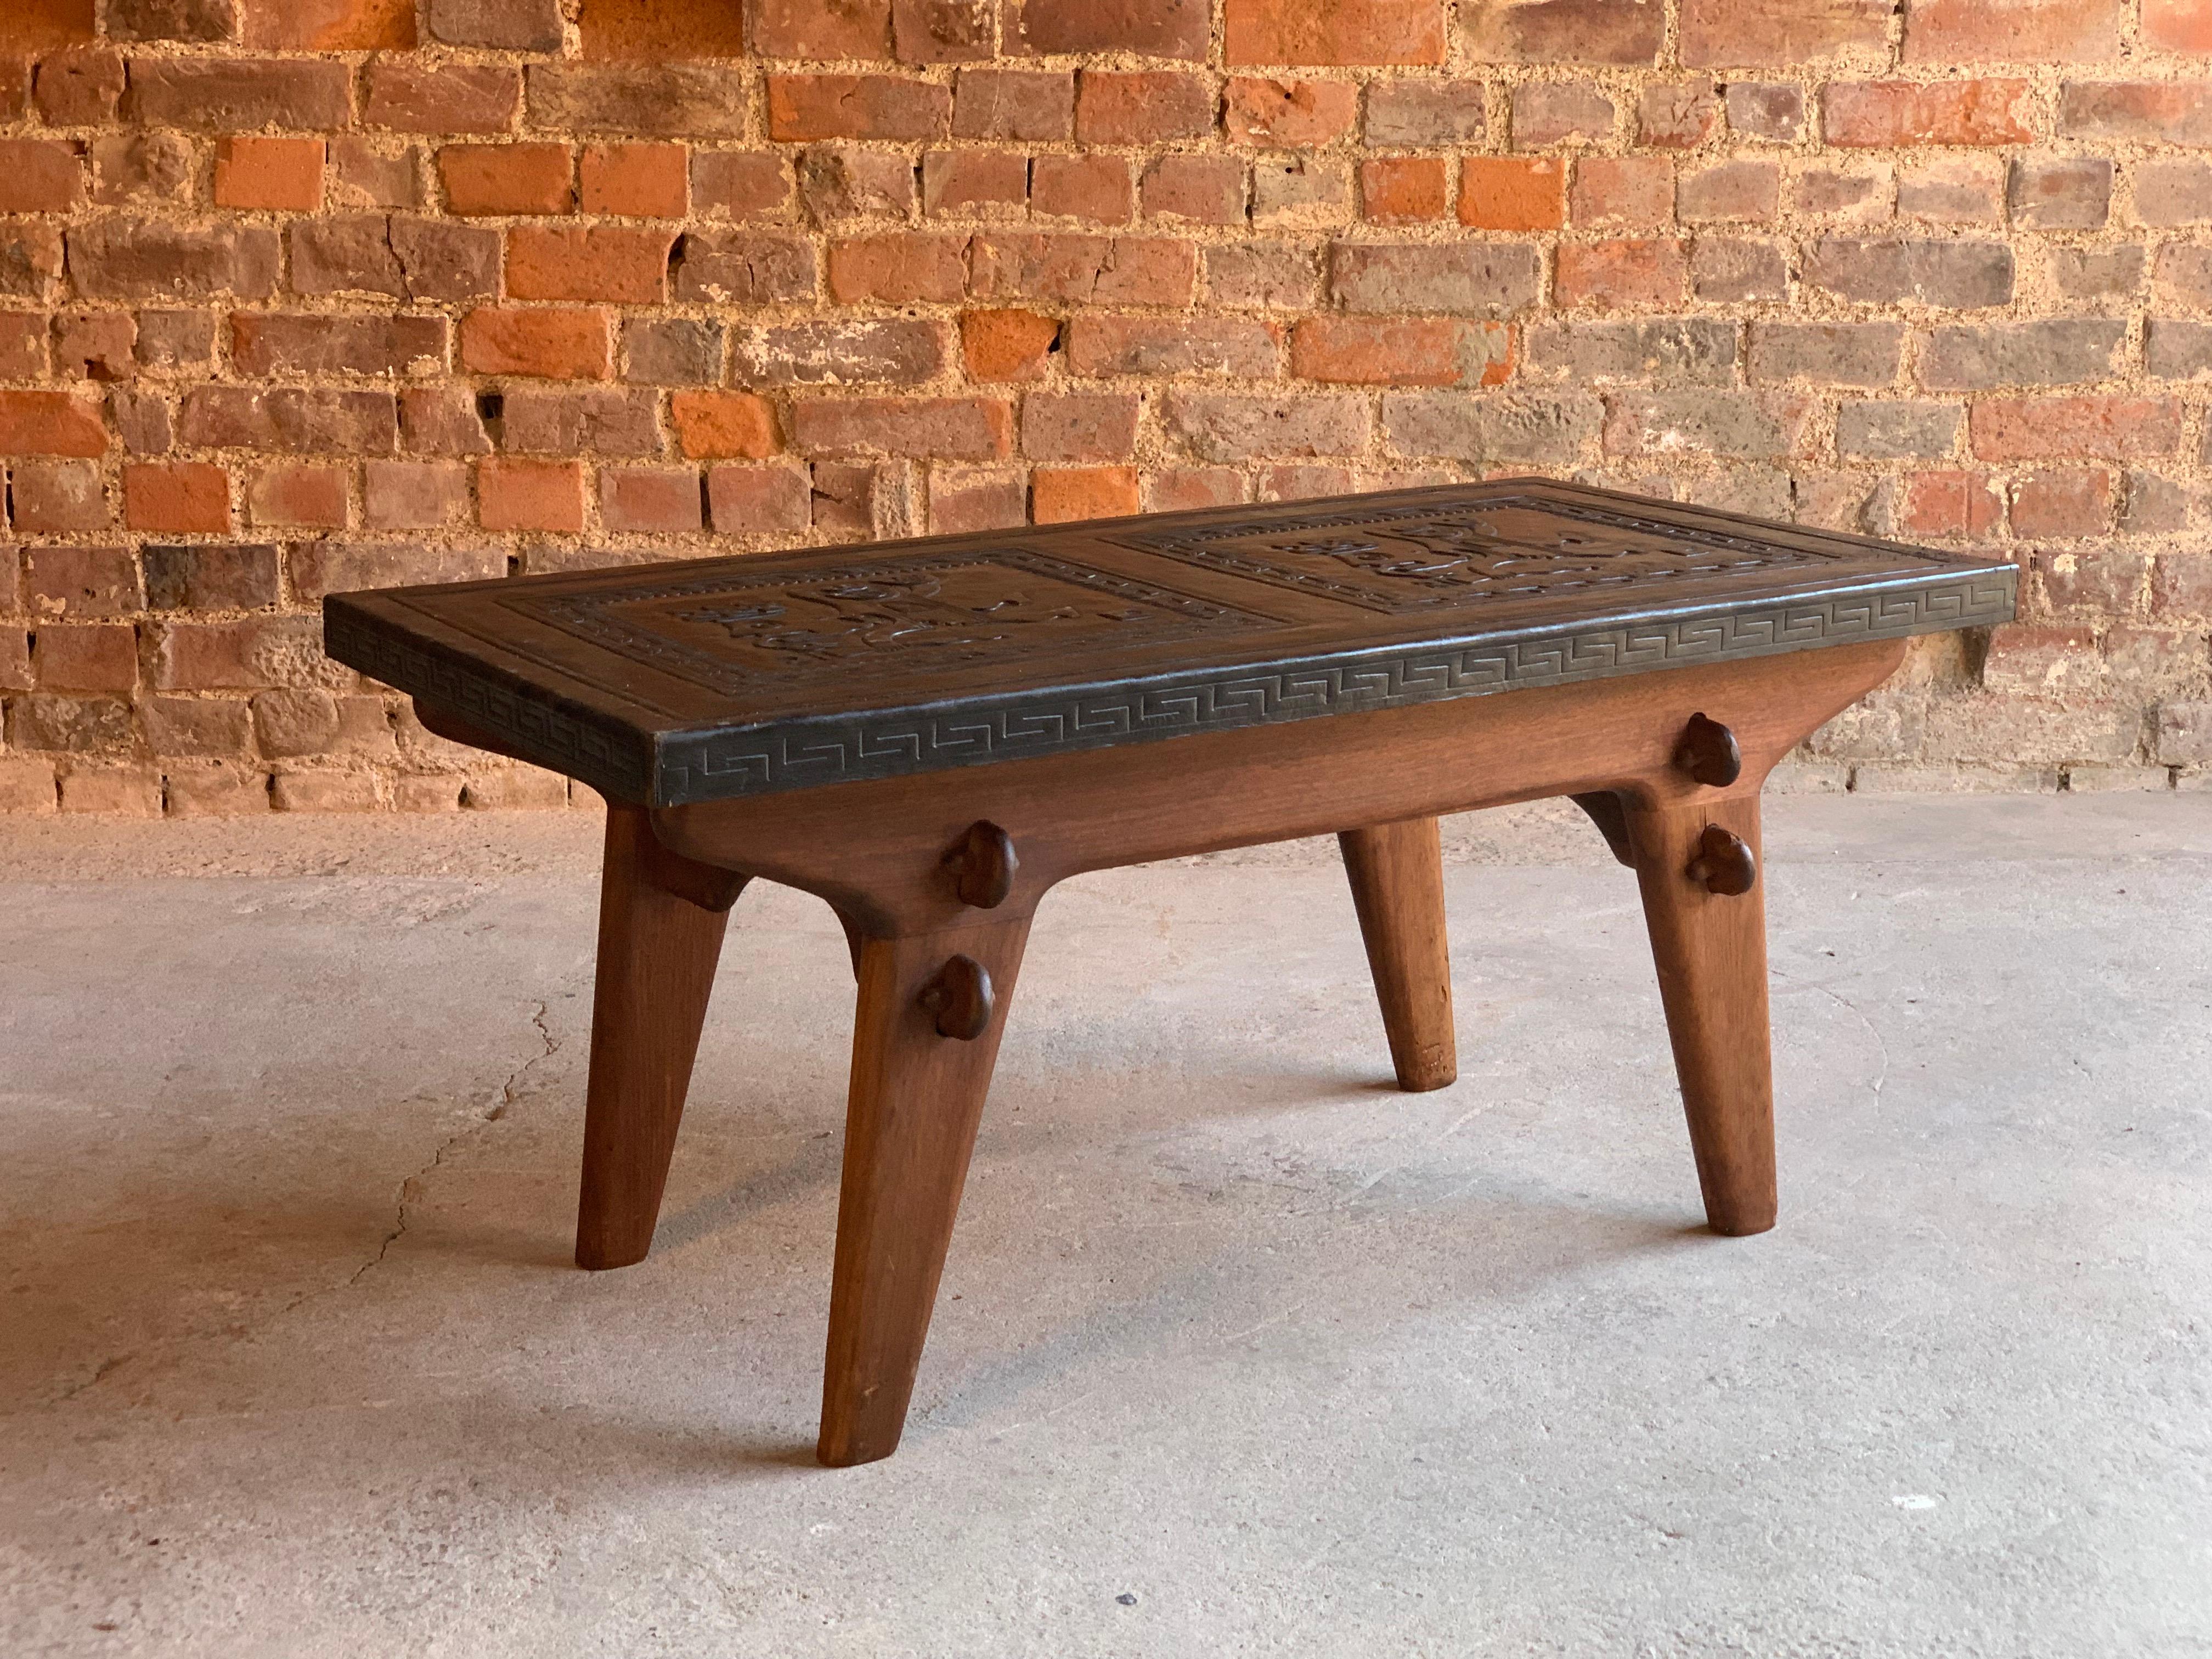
[828,233,970,303]
[1075,71,1215,144]
[923,150,1029,218]
[1020,391,1139,459]
[478,456,585,530]
[1555,239,1689,309]
[580,144,687,217]
[7,460,107,530]
[1361,158,1448,223]
[32,48,122,127]
[750,0,893,57]
[1064,316,1278,377]
[1900,469,2002,537]
[1457,156,1565,231]
[1224,78,1358,146]
[693,153,793,221]
[767,75,951,142]
[952,69,1074,140]
[242,0,415,48]
[929,470,1027,532]
[2010,468,2114,539]
[0,313,47,379]
[1009,0,1209,60]
[1466,0,1661,62]
[1142,155,1248,225]
[1905,0,2121,63]
[670,391,780,459]
[23,546,143,616]
[1290,317,1511,386]
[212,136,323,212]
[248,462,348,528]
[0,392,106,456]
[33,624,137,692]
[439,143,573,216]
[1825,81,2036,147]
[1031,155,1132,223]
[506,226,673,303]
[1033,465,1139,523]
[2147,0,2212,53]
[1679,0,1888,66]
[51,312,134,381]
[0,139,83,214]
[1971,397,2186,462]
[361,61,517,133]
[793,397,1014,459]
[2059,83,2212,146]
[1639,80,1722,148]
[1144,467,1247,510]
[706,462,810,532]
[895,0,992,63]
[363,459,467,528]
[961,309,1060,381]
[459,307,612,379]
[1570,155,1673,228]
[229,313,448,377]
[125,461,230,532]
[1225,0,1447,66]
[600,465,702,532]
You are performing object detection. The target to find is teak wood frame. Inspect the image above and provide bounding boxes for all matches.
[426,634,1906,1468]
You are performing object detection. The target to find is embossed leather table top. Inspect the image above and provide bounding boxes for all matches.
[323,478,2016,809]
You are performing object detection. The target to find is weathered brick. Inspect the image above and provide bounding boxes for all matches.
[2010,468,2114,539]
[895,0,992,63]
[923,150,1027,217]
[1678,159,1780,223]
[1225,0,1447,66]
[1360,157,1447,224]
[2051,246,2146,308]
[211,136,322,212]
[247,461,348,529]
[2008,156,2112,230]
[1679,0,1888,67]
[526,65,751,139]
[1511,82,1613,146]
[969,234,1197,306]
[52,311,135,381]
[1971,397,2185,461]
[0,223,66,301]
[1747,321,1901,387]
[580,144,687,218]
[24,546,143,617]
[121,58,352,131]
[961,309,1060,381]
[124,460,230,531]
[478,456,585,530]
[91,133,196,210]
[506,226,673,303]
[621,317,723,385]
[670,391,778,459]
[1250,157,1353,229]
[1145,154,1250,225]
[828,233,968,303]
[1803,239,2013,308]
[1897,156,2002,225]
[791,397,1014,459]
[1826,81,2034,148]
[600,465,701,533]
[952,70,1073,140]
[459,307,612,379]
[1690,238,1787,303]
[1033,155,1133,223]
[1076,71,1215,144]
[439,143,573,215]
[1570,155,1673,229]
[33,623,136,692]
[1464,0,1660,64]
[1639,80,1720,149]
[2147,319,2212,381]
[1458,156,1565,230]
[1162,392,1369,459]
[1905,0,2120,63]
[0,139,83,214]
[287,215,408,297]
[2059,83,2212,148]
[707,462,810,533]
[1292,316,1511,387]
[731,319,947,386]
[363,62,517,135]
[363,459,469,528]
[0,391,106,455]
[2132,161,2212,229]
[674,231,819,304]
[286,539,498,597]
[693,152,795,221]
[13,694,138,755]
[1837,400,1962,459]
[230,313,447,377]
[1010,0,1209,60]
[500,387,657,453]
[180,386,398,452]
[1331,241,1539,315]
[9,460,108,531]
[2154,245,2212,308]
[328,138,421,210]
[768,75,951,143]
[1603,390,1791,458]
[750,0,892,57]
[1065,317,1279,378]
[1226,78,1358,146]
[929,469,1026,532]
[1524,317,1734,383]
[1725,83,1803,142]
[1919,320,2127,391]
[1207,241,1322,309]
[142,543,278,610]
[0,314,46,379]
[1555,239,1688,309]
[1033,465,1139,523]
[428,0,563,50]
[399,387,492,455]
[1364,80,1487,146]
[1381,390,1599,462]
[67,218,280,301]
[1022,391,1140,459]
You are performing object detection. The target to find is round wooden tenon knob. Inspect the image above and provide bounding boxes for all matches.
[1674,712,1742,788]
[1686,825,1757,896]
[942,820,1018,909]
[918,955,994,1041]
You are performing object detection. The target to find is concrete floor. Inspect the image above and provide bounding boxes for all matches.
[2,794,2209,1657]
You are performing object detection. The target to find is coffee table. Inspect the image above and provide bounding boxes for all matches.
[324,479,2015,1465]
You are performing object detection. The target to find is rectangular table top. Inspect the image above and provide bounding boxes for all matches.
[323,478,2016,808]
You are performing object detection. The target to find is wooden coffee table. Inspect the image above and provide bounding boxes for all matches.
[324,479,2014,1465]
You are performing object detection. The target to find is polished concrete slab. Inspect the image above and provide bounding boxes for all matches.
[2,794,2208,1657]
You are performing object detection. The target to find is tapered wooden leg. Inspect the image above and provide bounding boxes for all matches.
[1622,793,1775,1237]
[574,806,743,1271]
[1339,817,1457,1092]
[818,914,1031,1467]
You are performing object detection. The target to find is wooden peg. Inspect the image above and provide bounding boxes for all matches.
[1685,824,1757,896]
[1674,712,1742,788]
[941,820,1018,910]
[918,954,994,1040]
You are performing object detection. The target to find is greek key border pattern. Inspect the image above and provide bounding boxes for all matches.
[660,573,2015,803]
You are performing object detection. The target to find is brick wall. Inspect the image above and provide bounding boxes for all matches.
[1,0,2208,815]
